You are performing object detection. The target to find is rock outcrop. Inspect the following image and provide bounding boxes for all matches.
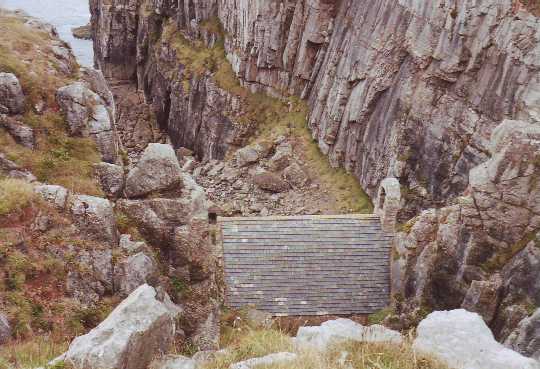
[0,72,24,114]
[124,143,183,198]
[64,285,179,369]
[391,120,540,344]
[413,310,540,369]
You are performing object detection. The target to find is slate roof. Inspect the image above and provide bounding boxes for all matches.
[220,214,393,316]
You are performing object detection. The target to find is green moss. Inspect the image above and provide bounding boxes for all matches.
[481,231,539,272]
[368,307,394,325]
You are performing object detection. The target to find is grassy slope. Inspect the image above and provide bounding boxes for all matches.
[0,12,103,196]
[0,11,109,368]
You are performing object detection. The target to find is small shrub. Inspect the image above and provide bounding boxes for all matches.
[0,178,36,216]
[368,307,394,325]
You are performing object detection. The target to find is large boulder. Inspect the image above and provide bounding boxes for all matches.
[114,252,158,297]
[253,171,290,193]
[64,285,179,369]
[505,309,540,360]
[413,310,540,369]
[0,73,24,114]
[69,195,118,245]
[295,318,403,350]
[66,248,113,305]
[124,144,183,198]
[150,355,197,369]
[56,82,117,163]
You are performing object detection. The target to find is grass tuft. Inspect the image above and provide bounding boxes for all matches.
[0,178,36,216]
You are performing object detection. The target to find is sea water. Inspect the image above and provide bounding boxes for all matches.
[0,0,93,66]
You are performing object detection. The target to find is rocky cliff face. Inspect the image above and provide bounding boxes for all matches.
[90,0,540,217]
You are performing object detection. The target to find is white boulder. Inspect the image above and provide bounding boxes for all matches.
[413,309,540,369]
[35,184,69,209]
[230,352,297,369]
[295,318,403,350]
[64,284,179,369]
[151,355,197,369]
[124,143,183,198]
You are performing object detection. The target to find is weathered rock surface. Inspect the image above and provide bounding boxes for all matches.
[413,310,540,369]
[230,352,298,369]
[124,143,183,198]
[69,194,118,245]
[114,252,158,297]
[90,0,540,218]
[295,318,402,350]
[64,285,179,369]
[0,115,34,148]
[151,355,197,369]
[392,120,540,340]
[56,82,118,163]
[67,247,113,305]
[0,313,11,344]
[253,171,290,193]
[94,162,125,199]
[505,309,540,360]
[35,184,69,209]
[0,72,24,114]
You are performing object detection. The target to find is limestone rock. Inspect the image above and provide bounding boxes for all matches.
[114,252,158,297]
[0,313,11,344]
[67,248,113,305]
[116,198,190,246]
[69,195,118,245]
[234,142,272,167]
[64,285,179,369]
[253,171,290,193]
[0,73,24,114]
[94,162,124,198]
[119,234,147,254]
[283,162,309,188]
[124,143,183,198]
[268,143,292,172]
[413,310,540,369]
[0,115,34,148]
[56,82,117,163]
[230,352,297,369]
[461,276,503,324]
[35,184,69,209]
[151,355,197,369]
[295,318,403,350]
[505,309,540,360]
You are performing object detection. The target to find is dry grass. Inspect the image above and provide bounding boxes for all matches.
[202,322,447,369]
[258,340,448,369]
[0,335,68,369]
[0,178,36,216]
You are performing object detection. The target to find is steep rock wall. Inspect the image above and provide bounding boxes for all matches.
[91,0,540,217]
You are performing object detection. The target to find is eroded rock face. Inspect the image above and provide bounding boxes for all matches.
[392,120,540,342]
[413,310,540,369]
[90,0,540,217]
[64,285,179,369]
[56,82,118,163]
[0,115,34,148]
[69,195,118,245]
[114,252,158,297]
[505,309,540,360]
[94,162,125,199]
[124,143,183,198]
[0,72,24,114]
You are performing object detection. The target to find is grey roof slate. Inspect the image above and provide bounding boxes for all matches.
[220,214,392,316]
